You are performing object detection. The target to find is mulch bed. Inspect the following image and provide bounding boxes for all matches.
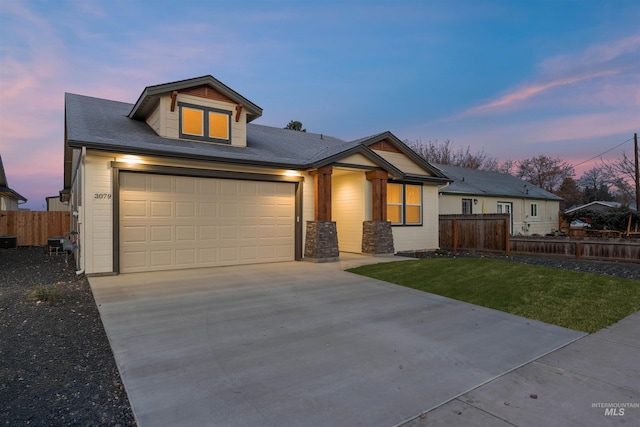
[0,247,135,426]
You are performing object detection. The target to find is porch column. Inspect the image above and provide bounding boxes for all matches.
[363,170,395,254]
[304,166,339,262]
[310,166,333,221]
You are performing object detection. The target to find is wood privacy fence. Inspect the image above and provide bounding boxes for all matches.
[0,211,71,246]
[439,214,510,253]
[509,237,640,262]
[439,214,640,262]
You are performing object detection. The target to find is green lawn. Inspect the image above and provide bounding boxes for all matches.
[347,258,640,333]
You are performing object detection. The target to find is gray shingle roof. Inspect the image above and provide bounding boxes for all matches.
[65,93,450,185]
[434,163,563,201]
[65,93,385,169]
[0,154,27,202]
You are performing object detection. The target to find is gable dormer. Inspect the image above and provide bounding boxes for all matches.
[128,76,262,148]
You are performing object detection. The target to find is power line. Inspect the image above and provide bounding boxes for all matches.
[573,137,633,168]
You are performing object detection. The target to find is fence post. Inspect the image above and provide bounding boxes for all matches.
[452,219,458,253]
[504,216,510,253]
[575,241,582,259]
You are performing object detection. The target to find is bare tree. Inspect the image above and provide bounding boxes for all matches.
[516,155,574,193]
[578,166,615,202]
[598,151,637,205]
[406,139,506,171]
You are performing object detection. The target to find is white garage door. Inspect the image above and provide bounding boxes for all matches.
[119,172,295,273]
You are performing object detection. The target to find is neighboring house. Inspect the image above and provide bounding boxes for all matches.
[564,200,637,215]
[46,196,70,211]
[61,75,450,275]
[0,154,27,210]
[435,163,563,235]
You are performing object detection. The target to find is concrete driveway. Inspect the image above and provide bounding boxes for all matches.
[89,255,584,427]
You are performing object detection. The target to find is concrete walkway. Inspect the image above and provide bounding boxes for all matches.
[402,310,640,426]
[89,255,586,427]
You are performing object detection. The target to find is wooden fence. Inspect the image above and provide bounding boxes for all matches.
[509,237,640,262]
[0,211,71,246]
[439,214,510,253]
[439,214,640,262]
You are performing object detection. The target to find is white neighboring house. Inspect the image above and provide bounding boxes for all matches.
[0,154,27,210]
[435,163,563,235]
[61,75,451,275]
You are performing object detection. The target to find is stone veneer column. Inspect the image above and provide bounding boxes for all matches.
[304,221,339,262]
[362,221,395,255]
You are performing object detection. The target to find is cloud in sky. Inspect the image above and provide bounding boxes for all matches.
[466,69,621,114]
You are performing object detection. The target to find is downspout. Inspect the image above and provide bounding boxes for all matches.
[76,146,86,275]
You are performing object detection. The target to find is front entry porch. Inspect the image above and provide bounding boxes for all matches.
[304,166,394,262]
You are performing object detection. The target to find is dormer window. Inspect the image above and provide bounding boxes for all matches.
[179,102,231,144]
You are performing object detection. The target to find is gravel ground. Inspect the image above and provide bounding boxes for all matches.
[0,247,135,426]
[401,250,640,280]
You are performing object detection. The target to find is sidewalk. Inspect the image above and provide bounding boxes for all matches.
[401,310,640,426]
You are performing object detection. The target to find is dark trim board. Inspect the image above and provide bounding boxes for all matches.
[111,163,304,274]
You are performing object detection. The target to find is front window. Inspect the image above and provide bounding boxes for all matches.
[387,183,422,225]
[179,102,231,144]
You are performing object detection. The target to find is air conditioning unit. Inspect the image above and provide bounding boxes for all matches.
[0,236,18,249]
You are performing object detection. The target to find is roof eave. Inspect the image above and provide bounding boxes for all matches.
[360,131,449,179]
[66,139,305,171]
[128,75,263,121]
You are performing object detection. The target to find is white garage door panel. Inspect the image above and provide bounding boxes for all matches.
[120,173,295,273]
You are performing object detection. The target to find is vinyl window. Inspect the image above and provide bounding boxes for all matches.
[387,183,422,225]
[179,102,231,144]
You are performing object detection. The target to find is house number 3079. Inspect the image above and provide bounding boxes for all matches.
[94,193,112,199]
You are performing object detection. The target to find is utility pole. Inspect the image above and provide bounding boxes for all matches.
[635,132,639,211]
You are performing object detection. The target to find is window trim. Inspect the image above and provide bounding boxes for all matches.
[530,202,538,218]
[178,102,231,144]
[387,182,423,226]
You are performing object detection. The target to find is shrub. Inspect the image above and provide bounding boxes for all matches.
[29,283,59,302]
[563,208,639,232]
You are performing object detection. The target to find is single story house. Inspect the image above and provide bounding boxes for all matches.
[434,163,563,235]
[61,75,450,275]
[0,154,27,210]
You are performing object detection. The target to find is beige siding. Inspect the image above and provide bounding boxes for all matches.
[1,196,18,210]
[46,197,70,211]
[332,172,366,253]
[164,95,179,139]
[393,185,439,251]
[145,101,161,135]
[373,150,431,176]
[338,153,379,167]
[301,171,315,251]
[439,194,560,236]
[85,153,115,274]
